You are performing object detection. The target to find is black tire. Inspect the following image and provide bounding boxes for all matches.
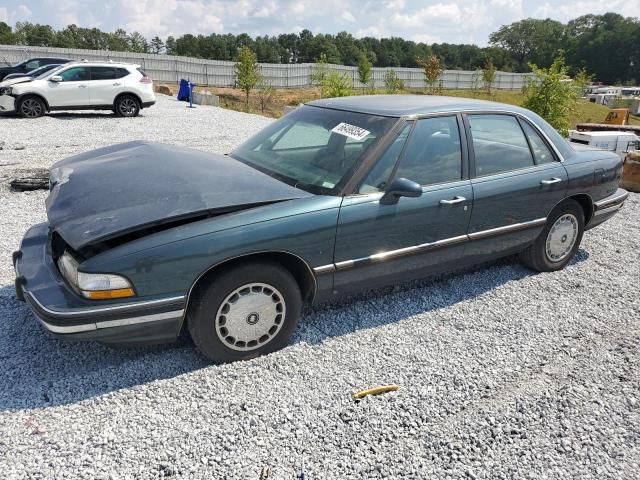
[188,261,302,363]
[521,199,585,272]
[17,95,46,118]
[115,94,140,117]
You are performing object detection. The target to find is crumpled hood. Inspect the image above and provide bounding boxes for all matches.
[0,76,32,88]
[46,141,312,251]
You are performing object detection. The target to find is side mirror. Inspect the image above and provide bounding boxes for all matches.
[49,75,62,83]
[380,177,422,205]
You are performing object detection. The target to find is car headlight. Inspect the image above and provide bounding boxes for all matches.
[58,252,135,300]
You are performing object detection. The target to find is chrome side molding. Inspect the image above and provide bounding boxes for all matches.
[313,218,546,274]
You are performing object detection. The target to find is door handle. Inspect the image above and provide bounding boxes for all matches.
[439,196,466,205]
[540,177,562,185]
[78,84,87,88]
[112,82,121,86]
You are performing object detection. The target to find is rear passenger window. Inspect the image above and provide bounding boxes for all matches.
[468,114,534,176]
[394,116,462,186]
[90,67,116,80]
[115,68,129,78]
[520,120,556,164]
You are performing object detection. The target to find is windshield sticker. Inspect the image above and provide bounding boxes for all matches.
[331,123,370,141]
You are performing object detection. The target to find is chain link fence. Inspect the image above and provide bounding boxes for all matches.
[0,44,534,90]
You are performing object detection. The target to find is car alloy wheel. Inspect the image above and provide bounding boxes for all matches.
[545,213,578,262]
[118,97,138,116]
[214,282,286,351]
[20,98,43,118]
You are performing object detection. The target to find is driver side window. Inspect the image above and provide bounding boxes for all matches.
[59,67,89,82]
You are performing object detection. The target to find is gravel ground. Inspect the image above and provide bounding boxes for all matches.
[0,97,639,479]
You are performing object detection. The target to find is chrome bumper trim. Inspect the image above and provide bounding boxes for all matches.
[593,203,622,217]
[594,189,629,210]
[26,291,185,318]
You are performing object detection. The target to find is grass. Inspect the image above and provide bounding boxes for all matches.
[156,82,640,127]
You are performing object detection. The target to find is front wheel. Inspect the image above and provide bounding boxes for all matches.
[188,262,302,363]
[17,95,46,118]
[115,95,140,117]
[521,199,585,272]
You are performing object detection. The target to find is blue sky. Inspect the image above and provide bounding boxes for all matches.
[0,1,637,45]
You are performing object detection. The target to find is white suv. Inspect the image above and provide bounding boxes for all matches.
[0,61,156,118]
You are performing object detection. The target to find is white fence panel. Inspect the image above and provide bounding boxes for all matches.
[0,44,535,90]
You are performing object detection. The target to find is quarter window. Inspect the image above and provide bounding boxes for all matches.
[468,114,534,176]
[520,120,556,164]
[59,67,89,82]
[393,116,462,186]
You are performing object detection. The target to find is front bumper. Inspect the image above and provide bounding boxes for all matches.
[585,188,629,231]
[14,223,186,345]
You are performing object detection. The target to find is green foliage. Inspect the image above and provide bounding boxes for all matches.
[482,58,497,94]
[0,22,14,44]
[311,53,330,86]
[416,54,442,93]
[572,68,593,97]
[320,71,352,98]
[150,36,165,54]
[256,76,275,114]
[234,46,261,110]
[522,57,578,137]
[357,53,372,90]
[384,69,404,93]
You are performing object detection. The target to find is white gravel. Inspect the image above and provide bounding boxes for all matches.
[0,96,639,479]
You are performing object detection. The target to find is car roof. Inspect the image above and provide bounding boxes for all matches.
[61,61,138,68]
[307,94,532,118]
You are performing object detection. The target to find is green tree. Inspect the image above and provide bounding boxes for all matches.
[165,36,177,55]
[416,54,442,93]
[235,46,261,110]
[311,53,330,87]
[150,36,165,54]
[489,18,565,71]
[482,57,497,94]
[319,70,352,98]
[0,22,14,44]
[522,57,577,136]
[128,31,149,53]
[384,69,404,93]
[357,53,372,91]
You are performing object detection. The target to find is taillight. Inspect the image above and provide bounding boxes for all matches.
[139,75,152,84]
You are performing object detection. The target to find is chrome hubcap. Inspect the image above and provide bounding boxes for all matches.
[119,99,137,115]
[22,99,42,117]
[215,283,286,351]
[545,214,578,262]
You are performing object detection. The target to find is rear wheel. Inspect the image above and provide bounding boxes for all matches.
[188,262,302,363]
[115,95,140,117]
[17,95,45,118]
[521,199,584,272]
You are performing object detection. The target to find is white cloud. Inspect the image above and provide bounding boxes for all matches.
[340,11,356,22]
[383,0,405,9]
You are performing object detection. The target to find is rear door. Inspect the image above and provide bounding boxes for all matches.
[46,66,90,107]
[333,115,473,294]
[464,113,568,259]
[89,66,126,105]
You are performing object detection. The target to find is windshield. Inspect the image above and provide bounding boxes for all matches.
[36,64,65,79]
[230,105,397,195]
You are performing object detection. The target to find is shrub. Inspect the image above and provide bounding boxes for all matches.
[522,57,578,136]
[416,54,442,94]
[384,69,404,93]
[320,70,352,98]
[234,46,260,111]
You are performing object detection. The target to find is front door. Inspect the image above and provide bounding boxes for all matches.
[464,113,568,259]
[333,115,473,294]
[46,66,90,107]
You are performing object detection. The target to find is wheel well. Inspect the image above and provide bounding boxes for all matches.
[568,194,594,224]
[17,93,49,111]
[185,252,316,318]
[114,92,142,108]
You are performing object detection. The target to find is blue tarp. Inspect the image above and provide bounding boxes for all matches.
[177,79,190,101]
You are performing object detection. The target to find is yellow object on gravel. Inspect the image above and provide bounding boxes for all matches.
[352,384,400,400]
